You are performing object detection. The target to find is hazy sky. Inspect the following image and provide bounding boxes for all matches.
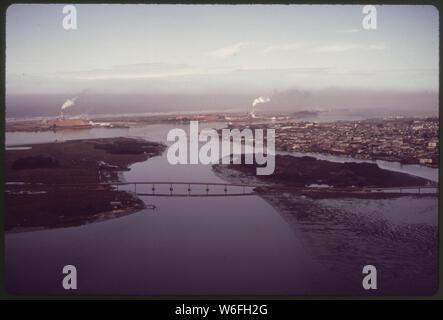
[6,4,439,94]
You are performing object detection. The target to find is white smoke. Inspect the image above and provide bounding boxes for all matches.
[61,97,77,110]
[60,90,88,118]
[250,96,271,118]
[252,96,270,107]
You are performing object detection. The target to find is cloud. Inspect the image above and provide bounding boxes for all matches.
[343,29,360,33]
[73,71,197,81]
[313,43,387,53]
[263,43,303,53]
[233,66,332,75]
[208,43,247,58]
[110,63,190,72]
[313,44,360,53]
[53,63,198,80]
[368,44,387,50]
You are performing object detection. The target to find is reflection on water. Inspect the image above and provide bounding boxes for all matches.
[7,123,438,182]
[5,124,438,295]
[261,192,438,295]
[5,146,32,150]
[5,124,345,294]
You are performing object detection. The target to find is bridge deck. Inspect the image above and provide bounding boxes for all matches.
[6,181,438,194]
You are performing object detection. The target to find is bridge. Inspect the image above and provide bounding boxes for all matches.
[7,181,438,197]
[52,181,257,197]
[361,185,438,194]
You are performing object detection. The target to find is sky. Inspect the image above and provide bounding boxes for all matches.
[6,4,439,95]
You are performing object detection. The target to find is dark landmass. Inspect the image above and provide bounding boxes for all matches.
[5,118,129,132]
[5,114,223,132]
[5,138,166,231]
[214,155,433,193]
[292,110,319,118]
[12,155,59,170]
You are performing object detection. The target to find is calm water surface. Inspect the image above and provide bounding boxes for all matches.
[5,124,438,294]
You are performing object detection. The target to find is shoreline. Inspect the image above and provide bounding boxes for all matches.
[6,116,439,169]
[212,162,438,295]
[212,164,436,200]
[5,137,166,231]
[277,149,439,169]
[213,154,436,192]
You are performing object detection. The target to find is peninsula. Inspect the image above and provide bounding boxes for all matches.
[5,137,166,230]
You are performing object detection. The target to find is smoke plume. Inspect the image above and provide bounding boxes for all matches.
[60,90,88,116]
[252,96,271,107]
[61,97,77,110]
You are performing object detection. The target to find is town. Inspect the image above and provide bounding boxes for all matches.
[228,117,439,168]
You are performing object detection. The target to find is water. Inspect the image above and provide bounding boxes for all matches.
[5,123,346,295]
[7,124,438,182]
[5,123,438,295]
[5,146,32,150]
